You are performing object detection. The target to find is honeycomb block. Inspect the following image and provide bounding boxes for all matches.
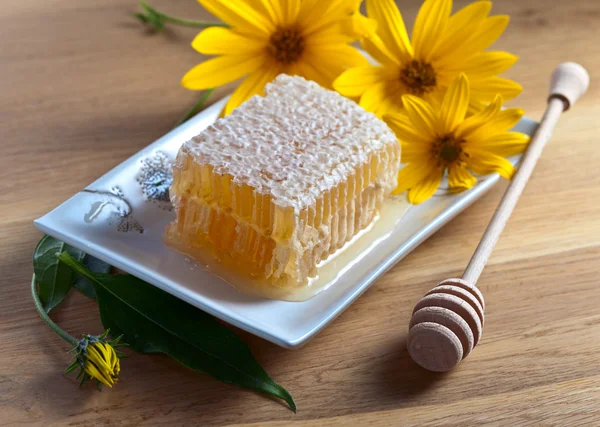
[165,75,400,288]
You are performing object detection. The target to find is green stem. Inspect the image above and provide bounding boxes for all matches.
[138,1,228,29]
[175,88,215,127]
[31,275,78,346]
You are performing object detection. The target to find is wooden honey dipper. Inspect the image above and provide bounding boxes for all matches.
[407,62,590,372]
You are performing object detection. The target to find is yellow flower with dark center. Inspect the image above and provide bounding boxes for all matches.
[384,73,529,204]
[334,0,522,117]
[182,0,368,115]
[84,341,121,388]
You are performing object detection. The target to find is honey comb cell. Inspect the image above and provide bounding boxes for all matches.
[165,75,400,288]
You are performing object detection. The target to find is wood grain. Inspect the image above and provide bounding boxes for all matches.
[2,0,600,425]
[408,67,589,373]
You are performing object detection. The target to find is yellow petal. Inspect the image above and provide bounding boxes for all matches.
[333,66,397,98]
[440,73,470,132]
[455,94,503,139]
[298,0,344,22]
[429,1,491,62]
[96,343,111,364]
[436,15,509,67]
[181,55,266,90]
[359,81,389,115]
[296,0,321,24]
[247,0,282,24]
[280,0,301,26]
[361,34,401,66]
[422,88,445,112]
[435,52,519,89]
[191,27,266,55]
[469,76,523,103]
[467,107,525,142]
[474,132,530,157]
[283,61,301,78]
[198,0,274,35]
[412,0,452,62]
[466,149,515,179]
[466,99,488,116]
[296,60,332,88]
[448,164,477,190]
[392,163,436,194]
[348,0,363,12]
[400,143,432,164]
[366,0,413,62]
[352,11,378,39]
[407,167,443,204]
[450,51,518,79]
[401,95,442,139]
[105,344,117,369]
[224,62,280,115]
[384,112,431,145]
[360,81,403,117]
[325,0,357,15]
[304,23,355,46]
[300,0,362,36]
[429,69,457,88]
[86,361,115,387]
[87,344,104,364]
[301,45,368,89]
[85,346,116,386]
[468,15,510,54]
[308,44,369,69]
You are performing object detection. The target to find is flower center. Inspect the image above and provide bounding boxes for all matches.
[432,134,466,165]
[400,60,437,95]
[268,27,305,64]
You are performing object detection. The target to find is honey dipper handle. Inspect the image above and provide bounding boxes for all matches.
[462,63,589,284]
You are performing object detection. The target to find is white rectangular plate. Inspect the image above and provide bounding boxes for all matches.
[35,97,537,348]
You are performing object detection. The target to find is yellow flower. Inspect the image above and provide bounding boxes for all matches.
[65,331,125,388]
[334,0,522,117]
[84,342,121,388]
[182,0,368,115]
[385,74,529,204]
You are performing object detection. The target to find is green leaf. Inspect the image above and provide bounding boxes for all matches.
[32,235,85,312]
[57,252,296,411]
[73,255,111,300]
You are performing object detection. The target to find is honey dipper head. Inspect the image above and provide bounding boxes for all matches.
[407,279,485,372]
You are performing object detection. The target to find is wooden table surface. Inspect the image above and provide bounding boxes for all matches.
[2,0,600,425]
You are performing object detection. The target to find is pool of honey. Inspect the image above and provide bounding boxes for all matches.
[168,196,411,302]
